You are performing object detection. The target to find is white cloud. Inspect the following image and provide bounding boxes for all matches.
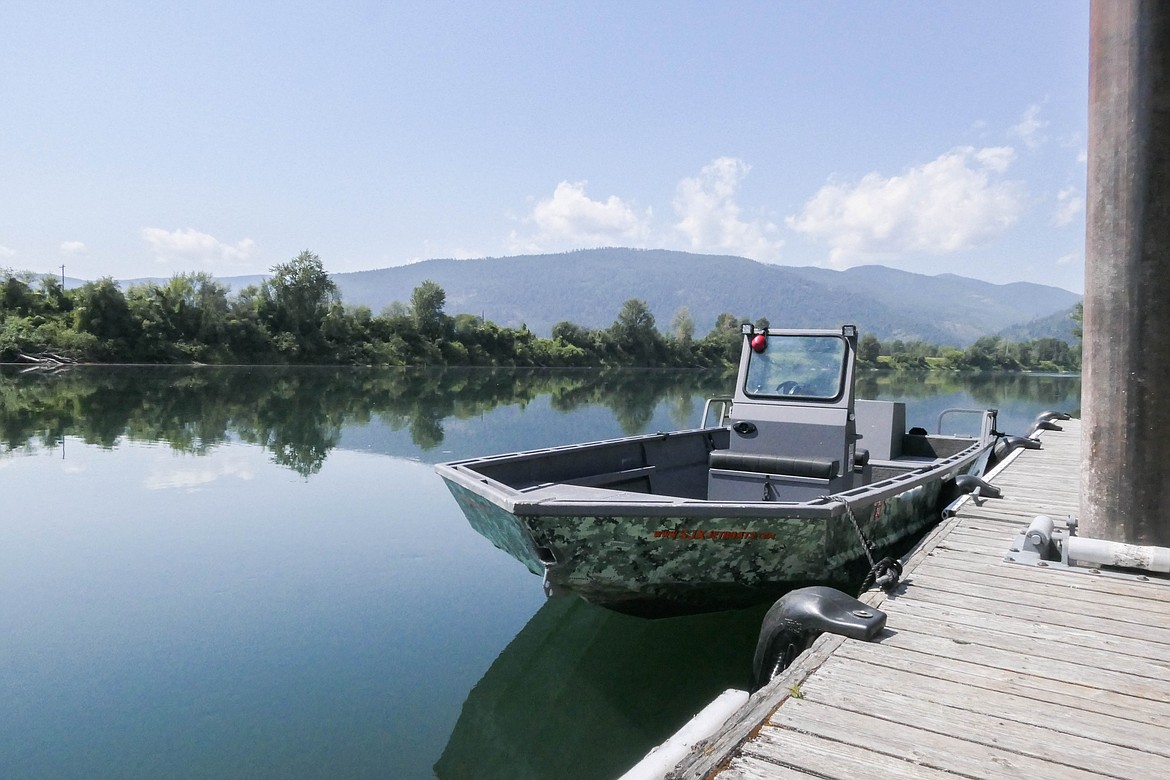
[787,146,1024,268]
[59,240,87,255]
[1010,104,1048,149]
[1053,187,1085,226]
[974,147,1014,173]
[507,181,651,253]
[144,457,256,492]
[1056,252,1079,266]
[672,157,783,261]
[141,227,256,267]
[0,245,14,258]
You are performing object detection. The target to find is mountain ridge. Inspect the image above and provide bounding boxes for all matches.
[83,248,1079,347]
[326,248,1081,346]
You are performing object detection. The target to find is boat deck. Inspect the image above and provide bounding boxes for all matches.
[672,419,1170,779]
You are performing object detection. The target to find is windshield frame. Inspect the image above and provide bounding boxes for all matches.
[742,333,849,403]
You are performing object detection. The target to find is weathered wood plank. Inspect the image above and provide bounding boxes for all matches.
[923,545,1170,601]
[813,654,1170,758]
[880,595,1170,659]
[706,754,816,780]
[951,514,1046,531]
[905,568,1170,621]
[722,729,953,780]
[681,421,1170,780]
[671,510,973,779]
[835,639,1170,728]
[867,625,1170,702]
[942,528,1024,548]
[929,536,1018,556]
[666,631,850,780]
[880,609,1170,681]
[883,581,1170,647]
[764,698,1109,780]
[796,658,1169,777]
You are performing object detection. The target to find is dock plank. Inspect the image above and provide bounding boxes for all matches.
[723,730,951,780]
[763,699,1109,780]
[869,618,1170,701]
[876,610,1170,684]
[672,419,1170,780]
[876,596,1170,660]
[902,570,1170,625]
[922,546,1170,601]
[812,655,1170,759]
[906,564,1170,616]
[796,659,1167,778]
[878,578,1170,645]
[834,638,1170,728]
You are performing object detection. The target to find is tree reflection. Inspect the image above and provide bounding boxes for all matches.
[0,366,728,476]
[0,366,1080,478]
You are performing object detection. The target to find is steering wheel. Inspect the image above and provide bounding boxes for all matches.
[776,381,803,395]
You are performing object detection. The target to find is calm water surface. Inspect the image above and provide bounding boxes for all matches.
[0,366,1080,779]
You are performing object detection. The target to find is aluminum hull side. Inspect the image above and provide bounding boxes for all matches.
[440,444,983,614]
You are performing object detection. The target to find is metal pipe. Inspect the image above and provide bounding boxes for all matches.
[1067,536,1170,573]
[1026,515,1055,551]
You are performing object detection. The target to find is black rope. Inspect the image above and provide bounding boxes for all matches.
[822,495,903,594]
[861,556,904,593]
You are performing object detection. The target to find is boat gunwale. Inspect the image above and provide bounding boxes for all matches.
[435,435,987,520]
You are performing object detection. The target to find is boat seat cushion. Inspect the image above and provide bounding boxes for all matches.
[709,451,839,480]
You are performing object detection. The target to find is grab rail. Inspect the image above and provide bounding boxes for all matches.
[701,396,734,428]
[937,407,998,440]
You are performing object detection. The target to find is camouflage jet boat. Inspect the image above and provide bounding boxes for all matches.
[436,325,998,615]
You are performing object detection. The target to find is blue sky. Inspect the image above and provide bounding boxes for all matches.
[1,1,1089,292]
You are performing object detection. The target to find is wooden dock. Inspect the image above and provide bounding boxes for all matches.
[673,419,1170,779]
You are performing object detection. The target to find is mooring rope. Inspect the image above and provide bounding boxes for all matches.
[823,494,903,594]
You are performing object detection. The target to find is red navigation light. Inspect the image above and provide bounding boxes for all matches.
[750,334,767,353]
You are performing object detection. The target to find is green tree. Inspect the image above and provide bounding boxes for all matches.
[73,278,138,357]
[609,298,665,364]
[552,320,591,348]
[1,272,39,316]
[858,333,881,366]
[699,312,744,366]
[670,306,695,346]
[259,250,338,359]
[410,280,448,336]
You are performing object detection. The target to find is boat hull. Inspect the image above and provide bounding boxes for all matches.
[438,325,999,615]
[442,454,972,616]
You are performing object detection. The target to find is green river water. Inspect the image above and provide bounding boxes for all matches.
[0,365,1080,779]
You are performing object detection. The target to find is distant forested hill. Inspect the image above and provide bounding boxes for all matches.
[313,248,1080,346]
[996,304,1082,343]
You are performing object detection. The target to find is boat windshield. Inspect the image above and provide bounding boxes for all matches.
[744,334,848,400]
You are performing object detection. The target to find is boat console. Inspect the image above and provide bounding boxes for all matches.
[705,325,970,502]
[708,325,863,502]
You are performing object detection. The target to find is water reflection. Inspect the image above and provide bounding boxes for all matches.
[855,370,1083,410]
[0,365,1083,779]
[2,366,1079,478]
[434,596,768,780]
[0,366,729,476]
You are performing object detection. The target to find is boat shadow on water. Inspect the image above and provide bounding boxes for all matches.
[433,595,769,780]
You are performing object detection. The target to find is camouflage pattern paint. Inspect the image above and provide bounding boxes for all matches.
[442,455,975,615]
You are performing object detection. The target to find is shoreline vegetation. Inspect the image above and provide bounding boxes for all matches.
[3,250,1082,373]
